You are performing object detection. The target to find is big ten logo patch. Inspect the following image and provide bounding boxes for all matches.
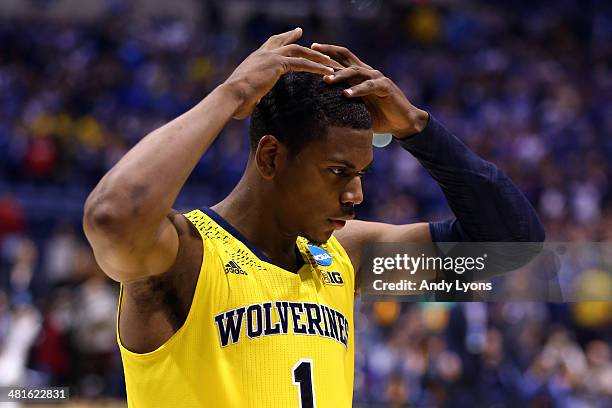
[321,271,344,286]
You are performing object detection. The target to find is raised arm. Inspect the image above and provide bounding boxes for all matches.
[314,43,545,293]
[83,28,337,283]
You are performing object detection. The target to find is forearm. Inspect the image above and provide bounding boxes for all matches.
[395,114,545,242]
[84,84,241,237]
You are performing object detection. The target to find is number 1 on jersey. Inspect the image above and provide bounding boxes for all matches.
[292,358,315,408]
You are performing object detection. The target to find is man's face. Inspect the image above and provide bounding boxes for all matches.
[274,126,373,244]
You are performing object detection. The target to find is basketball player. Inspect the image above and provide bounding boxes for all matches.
[83,29,544,407]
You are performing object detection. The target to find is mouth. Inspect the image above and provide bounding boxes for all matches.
[328,218,349,230]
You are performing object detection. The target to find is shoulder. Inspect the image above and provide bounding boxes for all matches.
[332,220,384,268]
[119,209,203,353]
[168,209,202,242]
[333,219,431,271]
[125,210,203,300]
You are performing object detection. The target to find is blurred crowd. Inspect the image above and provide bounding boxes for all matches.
[0,0,611,406]
[354,301,611,407]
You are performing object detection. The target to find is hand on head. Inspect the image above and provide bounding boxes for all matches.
[311,43,428,137]
[224,28,341,120]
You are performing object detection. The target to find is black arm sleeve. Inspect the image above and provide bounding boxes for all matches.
[395,114,545,243]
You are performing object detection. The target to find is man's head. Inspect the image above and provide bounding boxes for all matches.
[248,72,374,244]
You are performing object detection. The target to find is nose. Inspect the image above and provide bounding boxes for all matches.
[341,176,364,206]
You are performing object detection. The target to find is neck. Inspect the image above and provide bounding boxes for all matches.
[211,171,300,271]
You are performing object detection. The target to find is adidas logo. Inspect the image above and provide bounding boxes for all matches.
[224,260,248,275]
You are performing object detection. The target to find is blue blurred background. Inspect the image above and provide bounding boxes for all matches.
[0,0,611,406]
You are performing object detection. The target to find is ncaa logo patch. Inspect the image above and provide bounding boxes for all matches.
[307,244,333,266]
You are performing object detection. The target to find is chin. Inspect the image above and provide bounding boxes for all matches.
[303,229,333,246]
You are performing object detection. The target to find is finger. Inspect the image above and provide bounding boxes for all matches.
[344,78,391,98]
[323,66,381,84]
[261,27,303,50]
[327,59,345,70]
[310,43,371,69]
[282,57,335,75]
[277,44,343,69]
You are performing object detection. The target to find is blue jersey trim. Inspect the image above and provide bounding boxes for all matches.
[199,207,305,271]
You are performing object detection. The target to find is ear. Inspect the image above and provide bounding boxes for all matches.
[255,135,286,180]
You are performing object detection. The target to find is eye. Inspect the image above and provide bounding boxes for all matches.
[358,167,372,178]
[329,168,346,176]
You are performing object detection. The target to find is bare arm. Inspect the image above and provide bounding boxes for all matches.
[334,221,431,293]
[319,42,544,296]
[83,28,336,283]
[83,86,238,282]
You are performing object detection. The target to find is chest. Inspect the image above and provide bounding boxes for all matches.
[204,243,354,349]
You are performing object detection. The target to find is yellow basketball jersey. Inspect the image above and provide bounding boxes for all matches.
[117,207,355,407]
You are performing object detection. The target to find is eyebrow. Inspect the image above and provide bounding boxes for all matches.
[328,159,374,172]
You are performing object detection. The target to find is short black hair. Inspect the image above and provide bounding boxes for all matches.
[249,72,372,154]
